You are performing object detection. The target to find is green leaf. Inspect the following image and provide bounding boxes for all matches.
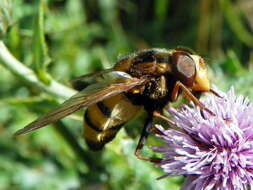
[33,0,51,84]
[220,0,253,47]
[220,50,246,76]
[0,0,13,39]
[155,0,170,23]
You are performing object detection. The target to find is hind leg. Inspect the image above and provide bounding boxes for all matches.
[134,115,161,163]
[134,111,175,163]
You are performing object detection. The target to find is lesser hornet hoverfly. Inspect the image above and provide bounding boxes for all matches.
[15,48,219,162]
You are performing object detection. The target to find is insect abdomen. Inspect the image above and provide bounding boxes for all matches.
[83,94,141,150]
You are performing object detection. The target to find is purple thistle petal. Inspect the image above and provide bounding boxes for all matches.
[152,88,253,190]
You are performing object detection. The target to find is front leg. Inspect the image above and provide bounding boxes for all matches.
[171,81,215,116]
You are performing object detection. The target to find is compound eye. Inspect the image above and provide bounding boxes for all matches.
[172,52,196,86]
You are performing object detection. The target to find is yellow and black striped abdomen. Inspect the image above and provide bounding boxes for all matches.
[83,94,141,150]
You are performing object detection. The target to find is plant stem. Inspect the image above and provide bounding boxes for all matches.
[0,41,98,167]
[0,41,76,100]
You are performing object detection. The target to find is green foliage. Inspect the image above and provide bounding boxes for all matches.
[0,0,13,39]
[0,0,253,189]
[32,0,51,84]
[220,0,253,47]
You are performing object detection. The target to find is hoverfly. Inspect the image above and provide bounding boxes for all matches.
[15,48,219,162]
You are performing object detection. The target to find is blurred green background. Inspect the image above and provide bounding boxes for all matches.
[0,0,253,189]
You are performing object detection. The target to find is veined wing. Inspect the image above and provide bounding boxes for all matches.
[15,72,146,136]
[71,69,114,91]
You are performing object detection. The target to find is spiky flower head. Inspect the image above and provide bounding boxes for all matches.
[152,88,253,190]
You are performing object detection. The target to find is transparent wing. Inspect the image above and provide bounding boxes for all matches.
[15,71,146,136]
[71,69,114,91]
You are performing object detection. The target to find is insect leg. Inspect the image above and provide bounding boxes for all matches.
[134,114,162,163]
[172,81,215,116]
[210,88,222,98]
[153,111,188,134]
[153,111,177,128]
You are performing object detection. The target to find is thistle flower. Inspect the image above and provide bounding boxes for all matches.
[152,88,253,190]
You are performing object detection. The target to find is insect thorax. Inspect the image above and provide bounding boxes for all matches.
[116,48,199,112]
[125,73,177,112]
